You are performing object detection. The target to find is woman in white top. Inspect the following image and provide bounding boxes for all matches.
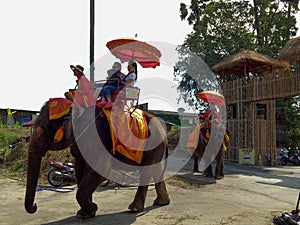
[122,61,137,87]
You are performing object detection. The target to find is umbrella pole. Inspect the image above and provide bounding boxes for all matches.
[89,0,95,83]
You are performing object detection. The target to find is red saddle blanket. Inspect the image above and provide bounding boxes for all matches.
[102,108,148,164]
[49,98,72,120]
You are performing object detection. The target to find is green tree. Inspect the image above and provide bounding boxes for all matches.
[177,0,298,110]
[253,0,298,57]
[174,47,220,109]
[180,0,212,29]
[183,0,255,68]
[176,0,255,109]
[276,97,300,148]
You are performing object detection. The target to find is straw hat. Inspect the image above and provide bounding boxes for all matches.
[70,65,84,73]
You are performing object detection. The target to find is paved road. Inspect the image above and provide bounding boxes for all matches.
[183,152,300,191]
[1,154,300,225]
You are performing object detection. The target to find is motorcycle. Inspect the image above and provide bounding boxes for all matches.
[47,160,76,187]
[47,160,110,187]
[280,148,300,166]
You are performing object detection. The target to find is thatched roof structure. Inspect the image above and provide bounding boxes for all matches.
[212,49,289,77]
[278,36,300,61]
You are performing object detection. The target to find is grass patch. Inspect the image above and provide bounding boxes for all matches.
[0,125,182,185]
[0,128,30,184]
[0,127,71,186]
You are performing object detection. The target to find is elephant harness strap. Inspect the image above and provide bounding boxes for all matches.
[102,108,148,164]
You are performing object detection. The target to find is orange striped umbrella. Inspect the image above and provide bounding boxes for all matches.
[106,37,161,68]
[196,90,225,106]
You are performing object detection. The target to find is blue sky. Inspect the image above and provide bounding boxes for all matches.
[0,0,299,112]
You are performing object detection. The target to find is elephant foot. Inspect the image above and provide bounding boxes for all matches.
[153,197,170,206]
[215,175,224,180]
[76,203,98,220]
[193,170,202,176]
[204,170,214,178]
[204,173,214,178]
[128,202,144,212]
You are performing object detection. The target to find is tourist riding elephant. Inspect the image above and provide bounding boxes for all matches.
[24,100,170,220]
[192,122,230,179]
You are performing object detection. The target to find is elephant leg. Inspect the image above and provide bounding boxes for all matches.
[74,160,94,207]
[220,157,224,177]
[74,158,85,186]
[204,164,214,178]
[152,164,170,206]
[128,168,152,212]
[70,144,84,185]
[76,171,106,220]
[128,185,148,212]
[215,151,224,179]
[153,182,170,206]
[193,154,200,173]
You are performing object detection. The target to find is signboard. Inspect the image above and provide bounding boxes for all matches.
[238,149,255,165]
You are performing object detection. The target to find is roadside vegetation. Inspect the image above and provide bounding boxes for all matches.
[0,126,30,178]
[0,125,183,185]
[0,126,71,185]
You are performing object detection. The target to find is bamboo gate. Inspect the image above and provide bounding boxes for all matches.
[221,68,300,165]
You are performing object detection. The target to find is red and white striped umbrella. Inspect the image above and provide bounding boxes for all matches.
[106,37,161,69]
[197,90,225,106]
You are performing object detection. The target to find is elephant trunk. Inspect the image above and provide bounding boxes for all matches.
[24,126,45,214]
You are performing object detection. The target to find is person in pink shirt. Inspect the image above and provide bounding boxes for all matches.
[65,65,94,117]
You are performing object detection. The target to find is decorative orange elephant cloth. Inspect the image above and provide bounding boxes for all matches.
[186,123,230,152]
[102,108,148,164]
[49,98,72,120]
[186,124,202,150]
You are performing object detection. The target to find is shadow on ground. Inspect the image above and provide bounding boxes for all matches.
[41,206,159,225]
[166,172,216,189]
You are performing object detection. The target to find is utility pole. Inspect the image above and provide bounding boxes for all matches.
[90,0,95,83]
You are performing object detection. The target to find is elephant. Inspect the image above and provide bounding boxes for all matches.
[24,101,170,220]
[192,122,229,179]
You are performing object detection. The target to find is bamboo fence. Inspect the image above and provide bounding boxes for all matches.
[221,69,300,165]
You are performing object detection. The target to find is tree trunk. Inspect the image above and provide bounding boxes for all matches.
[253,0,262,46]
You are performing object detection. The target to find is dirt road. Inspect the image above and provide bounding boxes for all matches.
[1,160,300,225]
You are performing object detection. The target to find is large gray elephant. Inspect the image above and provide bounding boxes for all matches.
[24,101,170,220]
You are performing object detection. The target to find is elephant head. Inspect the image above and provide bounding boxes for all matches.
[25,102,73,213]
